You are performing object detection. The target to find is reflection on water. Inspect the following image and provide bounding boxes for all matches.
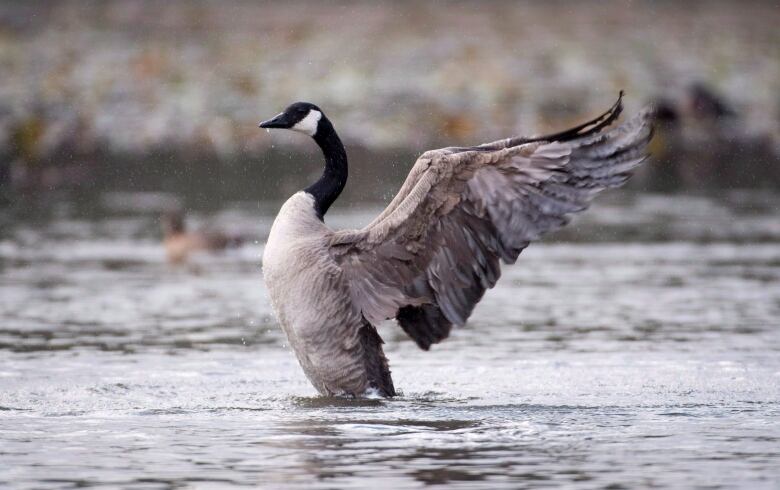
[1,190,779,489]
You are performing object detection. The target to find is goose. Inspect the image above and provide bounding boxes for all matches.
[161,210,243,264]
[259,92,654,397]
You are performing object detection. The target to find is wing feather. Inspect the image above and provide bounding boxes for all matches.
[330,96,654,350]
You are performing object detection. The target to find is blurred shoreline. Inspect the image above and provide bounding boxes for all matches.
[1,0,779,192]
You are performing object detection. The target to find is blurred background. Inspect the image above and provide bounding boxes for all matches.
[1,2,779,489]
[1,0,778,205]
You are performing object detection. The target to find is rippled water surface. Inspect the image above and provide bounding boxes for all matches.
[2,191,779,489]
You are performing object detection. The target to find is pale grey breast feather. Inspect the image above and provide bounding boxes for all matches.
[329,105,654,348]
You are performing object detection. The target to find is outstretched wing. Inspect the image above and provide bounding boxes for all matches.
[329,94,654,350]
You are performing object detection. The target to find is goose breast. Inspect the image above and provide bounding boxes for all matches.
[262,192,369,395]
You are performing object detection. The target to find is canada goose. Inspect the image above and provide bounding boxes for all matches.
[259,92,654,397]
[161,210,242,264]
[686,83,736,121]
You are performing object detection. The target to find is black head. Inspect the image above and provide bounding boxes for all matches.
[259,102,324,136]
[161,209,185,235]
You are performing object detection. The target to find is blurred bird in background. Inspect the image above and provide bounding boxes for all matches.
[160,209,244,264]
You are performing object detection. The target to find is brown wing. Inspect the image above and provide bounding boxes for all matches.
[329,96,654,350]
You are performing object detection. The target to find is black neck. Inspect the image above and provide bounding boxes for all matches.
[304,117,348,220]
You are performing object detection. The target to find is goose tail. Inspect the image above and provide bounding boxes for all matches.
[359,321,396,397]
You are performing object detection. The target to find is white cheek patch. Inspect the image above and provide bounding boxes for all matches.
[292,110,322,136]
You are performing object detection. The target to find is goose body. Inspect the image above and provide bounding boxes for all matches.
[161,210,241,264]
[263,191,394,396]
[259,95,654,397]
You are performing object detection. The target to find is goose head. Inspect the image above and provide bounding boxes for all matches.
[259,101,347,219]
[259,102,323,137]
[161,209,185,236]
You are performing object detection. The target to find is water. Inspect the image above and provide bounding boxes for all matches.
[1,191,779,489]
